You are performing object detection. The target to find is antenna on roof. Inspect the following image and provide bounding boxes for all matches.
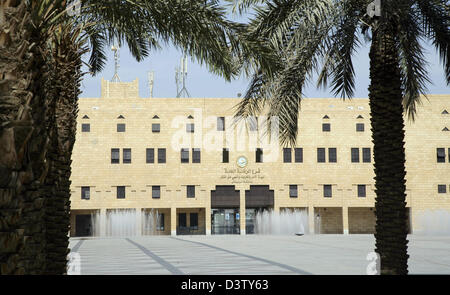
[148,71,154,98]
[175,52,190,98]
[111,42,121,82]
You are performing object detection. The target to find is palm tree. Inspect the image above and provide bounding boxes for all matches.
[0,0,272,274]
[232,0,449,274]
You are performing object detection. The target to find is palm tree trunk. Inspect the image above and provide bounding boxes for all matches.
[369,23,409,275]
[0,0,49,274]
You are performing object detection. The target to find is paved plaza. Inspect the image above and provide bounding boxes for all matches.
[68,234,450,275]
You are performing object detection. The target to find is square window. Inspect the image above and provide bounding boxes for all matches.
[186,123,195,133]
[192,148,201,163]
[146,148,154,163]
[187,185,195,198]
[256,148,263,163]
[217,117,225,131]
[158,148,166,163]
[222,148,229,163]
[152,123,160,133]
[356,123,365,132]
[328,148,337,163]
[283,148,292,163]
[362,148,371,163]
[322,123,331,132]
[294,148,303,163]
[111,148,120,164]
[81,123,90,132]
[81,187,90,200]
[117,123,126,132]
[351,148,360,163]
[181,148,189,163]
[437,148,446,163]
[317,148,326,163]
[358,185,366,197]
[324,185,332,198]
[289,185,298,198]
[152,186,161,198]
[123,148,131,164]
[438,185,447,194]
[117,186,125,199]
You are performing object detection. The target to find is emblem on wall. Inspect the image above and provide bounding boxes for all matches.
[236,156,248,168]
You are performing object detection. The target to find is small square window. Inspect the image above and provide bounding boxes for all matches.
[222,148,229,163]
[356,123,365,132]
[152,186,161,198]
[111,148,120,164]
[322,123,331,132]
[317,148,326,163]
[186,123,195,133]
[117,186,125,199]
[324,185,332,198]
[217,117,225,131]
[294,148,303,163]
[283,148,292,163]
[123,148,131,164]
[438,185,447,194]
[81,123,90,132]
[152,123,160,133]
[158,148,166,163]
[187,185,195,198]
[357,185,366,197]
[289,185,298,198]
[256,148,263,163]
[81,187,90,200]
[117,123,126,132]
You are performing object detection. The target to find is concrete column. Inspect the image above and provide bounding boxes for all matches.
[343,206,349,235]
[205,206,211,235]
[170,207,177,236]
[136,208,142,236]
[308,206,315,234]
[239,189,246,235]
[100,208,107,237]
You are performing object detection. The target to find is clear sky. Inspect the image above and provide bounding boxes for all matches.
[80,12,448,99]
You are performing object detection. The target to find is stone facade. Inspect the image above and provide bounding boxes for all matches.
[69,79,450,236]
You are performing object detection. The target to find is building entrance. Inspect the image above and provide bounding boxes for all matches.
[211,209,240,234]
[75,214,93,237]
[245,185,274,234]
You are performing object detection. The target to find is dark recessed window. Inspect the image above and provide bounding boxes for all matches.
[328,148,337,163]
[437,148,446,163]
[117,123,126,132]
[152,186,161,198]
[222,148,229,163]
[187,185,195,198]
[322,123,331,132]
[324,185,332,198]
[179,213,187,228]
[256,148,263,163]
[249,117,258,131]
[363,148,371,163]
[295,148,303,163]
[289,185,298,198]
[358,185,366,197]
[146,148,154,163]
[190,213,198,229]
[81,123,90,132]
[152,123,160,133]
[111,148,120,164]
[158,148,166,163]
[123,148,131,164]
[217,117,225,131]
[351,148,360,163]
[356,123,365,132]
[81,187,90,200]
[192,148,201,163]
[283,148,292,163]
[181,148,189,163]
[157,213,164,231]
[317,148,326,163]
[438,185,447,194]
[117,186,125,199]
[186,123,195,133]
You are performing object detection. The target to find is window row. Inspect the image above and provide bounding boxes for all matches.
[288,184,367,198]
[321,123,365,132]
[81,185,197,200]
